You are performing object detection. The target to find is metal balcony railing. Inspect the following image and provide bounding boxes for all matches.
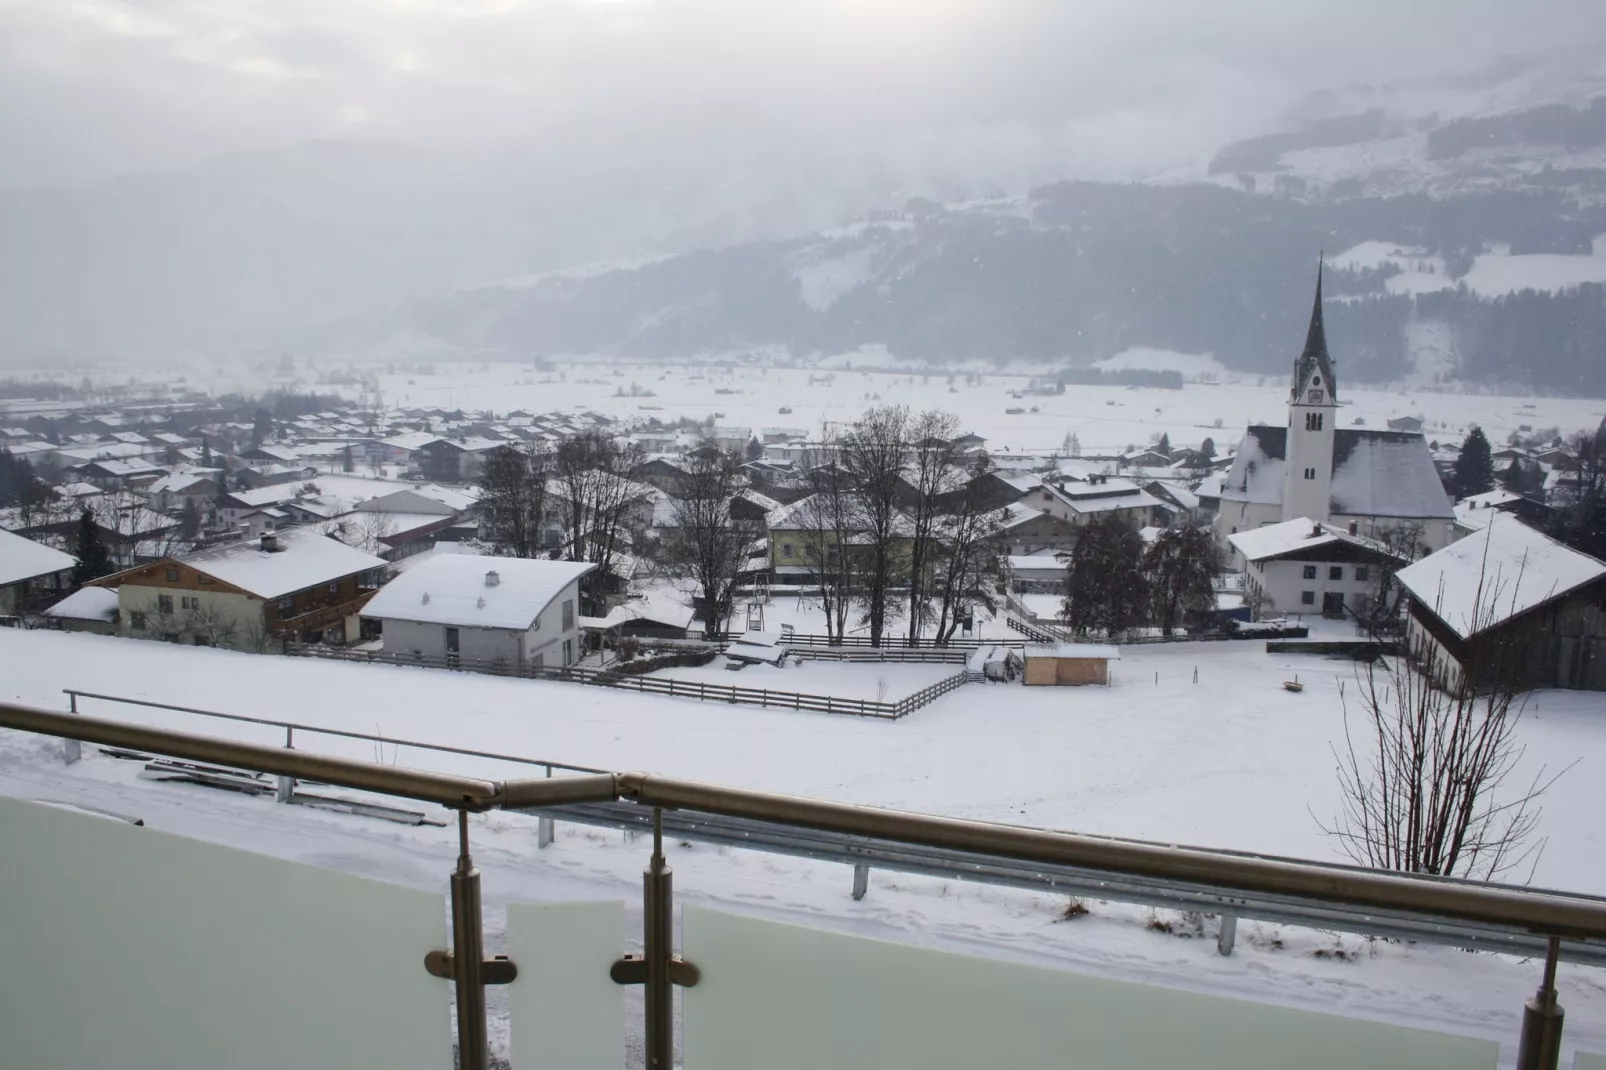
[2,696,1601,1070]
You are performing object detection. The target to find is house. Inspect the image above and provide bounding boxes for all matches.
[42,586,120,634]
[1005,554,1066,593]
[1395,513,1606,692]
[237,444,303,469]
[1144,481,1200,524]
[362,555,596,669]
[96,529,387,649]
[992,504,1080,557]
[1029,476,1165,530]
[414,437,504,482]
[638,457,691,494]
[1387,416,1424,433]
[0,529,76,617]
[146,471,221,514]
[1215,267,1456,556]
[1452,489,1555,535]
[1022,643,1118,686]
[1227,517,1406,620]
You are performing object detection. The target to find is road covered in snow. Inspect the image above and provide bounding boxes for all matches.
[3,628,1606,1060]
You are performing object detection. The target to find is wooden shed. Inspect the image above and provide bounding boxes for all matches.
[1022,643,1119,686]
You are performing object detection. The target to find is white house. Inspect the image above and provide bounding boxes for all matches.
[362,555,597,670]
[1215,268,1455,557]
[1227,517,1405,620]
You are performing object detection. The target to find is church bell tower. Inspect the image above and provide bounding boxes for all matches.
[1282,262,1338,522]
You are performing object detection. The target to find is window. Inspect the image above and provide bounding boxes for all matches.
[1304,467,1316,480]
[130,611,147,631]
[1302,565,1316,580]
[562,599,575,630]
[180,596,196,610]
[1329,566,1343,581]
[165,568,180,582]
[329,582,339,595]
[781,542,795,558]
[1301,591,1315,605]
[1355,566,1370,583]
[157,594,174,615]
[277,594,295,613]
[1304,412,1325,431]
[199,574,213,585]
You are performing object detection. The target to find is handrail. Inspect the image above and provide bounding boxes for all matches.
[61,689,610,776]
[3,701,501,810]
[9,699,1606,943]
[614,773,1606,940]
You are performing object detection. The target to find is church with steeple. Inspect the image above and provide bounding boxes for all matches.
[1214,264,1456,557]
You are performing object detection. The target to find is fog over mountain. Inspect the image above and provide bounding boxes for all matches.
[2,1,1605,382]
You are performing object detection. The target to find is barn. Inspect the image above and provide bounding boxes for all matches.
[1395,513,1606,692]
[1022,643,1119,686]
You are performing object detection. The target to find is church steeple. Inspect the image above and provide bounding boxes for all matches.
[1291,257,1337,405]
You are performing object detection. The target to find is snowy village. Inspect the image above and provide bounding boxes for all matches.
[9,7,1606,1067]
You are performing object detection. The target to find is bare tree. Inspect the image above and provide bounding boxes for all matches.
[323,510,397,558]
[930,456,1004,644]
[1318,565,1570,880]
[902,409,963,644]
[183,603,241,648]
[839,405,910,646]
[1348,521,1424,638]
[552,430,647,614]
[477,442,552,558]
[792,435,863,645]
[663,442,763,638]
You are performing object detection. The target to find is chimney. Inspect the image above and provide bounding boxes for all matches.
[260,532,280,552]
[485,570,500,587]
[1311,523,1322,538]
[1348,521,1359,536]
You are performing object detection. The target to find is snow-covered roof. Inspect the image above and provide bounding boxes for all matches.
[1023,643,1120,660]
[362,555,595,629]
[380,431,443,452]
[1220,426,1453,520]
[0,528,76,586]
[176,529,386,599]
[43,585,119,622]
[1395,513,1606,639]
[1227,517,1401,564]
[412,484,479,511]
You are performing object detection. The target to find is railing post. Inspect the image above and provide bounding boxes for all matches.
[1216,913,1237,956]
[451,810,489,1070]
[1516,936,1564,1070]
[275,725,294,803]
[852,863,870,901]
[64,692,81,765]
[537,764,555,849]
[644,807,675,1070]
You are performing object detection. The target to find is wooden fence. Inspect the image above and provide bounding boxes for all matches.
[717,631,985,651]
[286,644,970,719]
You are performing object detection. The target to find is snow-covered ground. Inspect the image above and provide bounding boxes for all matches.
[350,361,1606,457]
[2,629,1604,1063]
[651,656,955,701]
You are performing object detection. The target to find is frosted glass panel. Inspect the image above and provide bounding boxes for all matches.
[507,900,626,1069]
[683,906,1497,1070]
[1576,1054,1606,1070]
[0,795,450,1070]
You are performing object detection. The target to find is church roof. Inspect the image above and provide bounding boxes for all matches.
[1220,426,1454,520]
[1291,262,1337,404]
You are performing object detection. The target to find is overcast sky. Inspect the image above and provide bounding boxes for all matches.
[1,0,1604,191]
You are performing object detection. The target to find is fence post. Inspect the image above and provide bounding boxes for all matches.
[276,725,294,803]
[1517,936,1565,1070]
[852,863,870,901]
[450,810,490,1070]
[537,764,555,849]
[1216,913,1238,956]
[63,692,81,765]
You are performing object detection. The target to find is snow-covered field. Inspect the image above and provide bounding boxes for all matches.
[360,361,1606,456]
[3,629,1605,1062]
[651,656,955,700]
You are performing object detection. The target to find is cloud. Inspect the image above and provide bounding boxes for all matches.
[0,0,1603,190]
